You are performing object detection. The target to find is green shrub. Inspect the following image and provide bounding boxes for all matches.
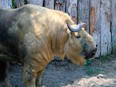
[12,0,28,8]
[12,0,17,8]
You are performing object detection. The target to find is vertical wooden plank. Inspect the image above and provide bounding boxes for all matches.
[112,0,116,53]
[16,0,24,7]
[66,0,70,12]
[90,0,101,57]
[66,0,78,23]
[44,0,54,9]
[100,0,111,55]
[0,0,12,9]
[27,0,43,6]
[54,0,66,12]
[78,0,90,32]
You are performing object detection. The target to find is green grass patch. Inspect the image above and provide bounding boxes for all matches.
[84,59,105,75]
[100,54,116,62]
[84,66,105,75]
[83,54,116,75]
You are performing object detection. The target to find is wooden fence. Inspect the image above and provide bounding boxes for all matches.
[0,0,116,57]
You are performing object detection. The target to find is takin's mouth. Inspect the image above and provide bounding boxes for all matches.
[84,56,95,60]
[85,53,95,59]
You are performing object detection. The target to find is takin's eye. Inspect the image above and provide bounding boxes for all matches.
[76,35,81,39]
[74,32,81,39]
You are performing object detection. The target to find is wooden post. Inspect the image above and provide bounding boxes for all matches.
[66,0,78,23]
[100,0,112,55]
[44,0,54,9]
[78,0,90,32]
[0,0,12,9]
[111,0,116,53]
[27,0,43,6]
[90,0,101,57]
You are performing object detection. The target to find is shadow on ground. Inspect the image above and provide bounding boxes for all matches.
[7,58,116,87]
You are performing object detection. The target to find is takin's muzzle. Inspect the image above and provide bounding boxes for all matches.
[85,48,97,59]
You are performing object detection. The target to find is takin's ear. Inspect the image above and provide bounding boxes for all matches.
[66,27,70,34]
[74,32,79,37]
[82,26,87,31]
[66,29,74,38]
[66,28,77,38]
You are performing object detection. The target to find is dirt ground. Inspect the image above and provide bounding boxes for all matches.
[8,56,116,87]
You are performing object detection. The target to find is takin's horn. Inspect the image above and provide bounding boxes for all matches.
[66,20,87,32]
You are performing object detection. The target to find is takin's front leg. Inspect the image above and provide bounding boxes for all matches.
[0,61,12,87]
[36,69,45,87]
[23,63,37,87]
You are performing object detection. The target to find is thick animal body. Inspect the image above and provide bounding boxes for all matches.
[0,4,96,87]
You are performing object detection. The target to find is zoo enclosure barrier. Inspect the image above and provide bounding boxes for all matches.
[0,0,116,57]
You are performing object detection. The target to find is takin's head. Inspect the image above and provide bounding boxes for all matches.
[64,21,97,65]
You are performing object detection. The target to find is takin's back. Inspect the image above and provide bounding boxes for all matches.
[0,4,74,61]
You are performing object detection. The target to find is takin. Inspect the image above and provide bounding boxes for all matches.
[0,4,97,87]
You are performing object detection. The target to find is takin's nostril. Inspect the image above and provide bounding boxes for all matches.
[90,52,95,57]
[89,50,96,58]
[85,48,97,59]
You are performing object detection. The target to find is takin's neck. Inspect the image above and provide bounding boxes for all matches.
[49,28,69,59]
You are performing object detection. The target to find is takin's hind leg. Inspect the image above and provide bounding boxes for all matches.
[36,69,45,87]
[0,61,12,87]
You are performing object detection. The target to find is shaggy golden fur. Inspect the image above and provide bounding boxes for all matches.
[0,4,96,87]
